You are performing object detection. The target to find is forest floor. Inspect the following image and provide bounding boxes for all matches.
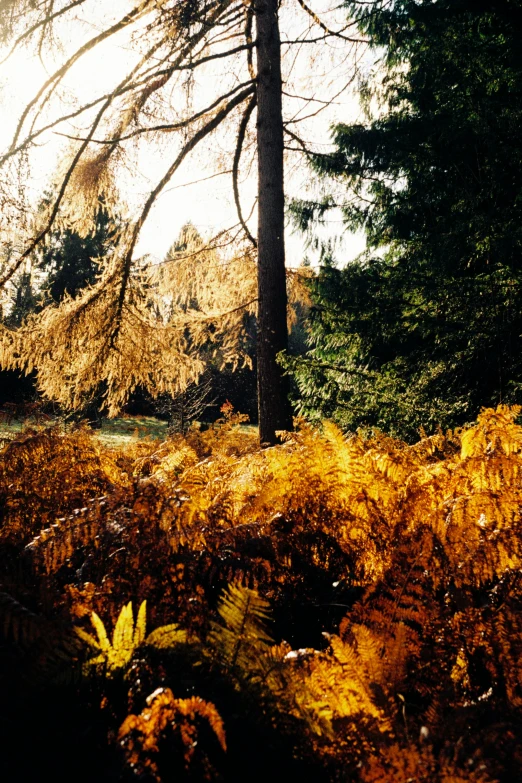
[0,406,521,782]
[0,415,167,446]
[0,415,258,449]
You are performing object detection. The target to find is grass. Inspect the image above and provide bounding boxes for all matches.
[0,415,258,450]
[0,415,168,449]
[96,416,169,447]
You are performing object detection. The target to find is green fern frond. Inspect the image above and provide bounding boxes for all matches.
[77,601,146,675]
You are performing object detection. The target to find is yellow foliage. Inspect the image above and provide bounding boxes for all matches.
[5,406,522,779]
[76,600,186,675]
[0,426,127,545]
[360,743,498,783]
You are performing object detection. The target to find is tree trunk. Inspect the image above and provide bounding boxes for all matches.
[255,0,292,446]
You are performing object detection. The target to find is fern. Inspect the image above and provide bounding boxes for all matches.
[360,743,499,783]
[208,582,273,675]
[0,591,42,646]
[76,600,187,675]
[118,687,226,781]
[3,407,522,779]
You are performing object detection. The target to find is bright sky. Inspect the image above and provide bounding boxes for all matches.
[0,1,368,267]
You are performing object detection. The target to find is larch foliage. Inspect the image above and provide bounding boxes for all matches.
[0,227,257,414]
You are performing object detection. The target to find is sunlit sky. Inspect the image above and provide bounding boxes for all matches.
[0,1,368,266]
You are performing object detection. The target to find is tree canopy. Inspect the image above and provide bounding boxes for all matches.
[0,0,364,442]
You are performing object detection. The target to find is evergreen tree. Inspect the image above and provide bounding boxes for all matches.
[38,202,120,305]
[1,202,120,414]
[288,0,522,440]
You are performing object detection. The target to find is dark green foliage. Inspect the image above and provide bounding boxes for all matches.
[6,200,120,329]
[38,202,120,306]
[288,0,522,439]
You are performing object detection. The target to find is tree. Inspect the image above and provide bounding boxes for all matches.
[0,0,364,444]
[37,199,121,305]
[287,0,522,440]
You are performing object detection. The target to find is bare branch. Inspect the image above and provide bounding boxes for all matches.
[295,0,368,43]
[53,79,254,145]
[284,127,313,156]
[285,73,357,126]
[155,40,253,76]
[0,33,168,287]
[9,0,156,154]
[111,83,256,344]
[233,93,257,248]
[0,0,87,65]
[245,2,255,81]
[0,4,240,167]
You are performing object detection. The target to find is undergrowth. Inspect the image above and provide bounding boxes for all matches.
[0,406,521,781]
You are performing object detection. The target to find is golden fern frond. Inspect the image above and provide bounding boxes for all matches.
[91,610,112,652]
[0,426,127,550]
[118,687,226,781]
[145,624,188,648]
[112,601,134,655]
[460,405,522,460]
[272,635,394,747]
[134,599,147,647]
[208,582,273,674]
[360,743,499,783]
[77,600,191,675]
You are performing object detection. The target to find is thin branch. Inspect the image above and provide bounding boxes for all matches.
[282,89,335,106]
[191,296,258,321]
[155,40,253,76]
[110,83,256,344]
[0,0,87,66]
[24,3,237,146]
[54,79,254,144]
[285,73,357,125]
[0,33,166,288]
[9,0,155,154]
[1,9,250,167]
[232,93,257,248]
[162,168,232,194]
[0,57,173,166]
[245,2,255,81]
[295,0,368,43]
[282,33,366,45]
[284,127,313,157]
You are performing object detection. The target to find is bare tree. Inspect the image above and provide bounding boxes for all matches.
[0,0,365,444]
[154,372,216,434]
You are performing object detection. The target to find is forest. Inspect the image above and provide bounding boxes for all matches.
[0,1,522,781]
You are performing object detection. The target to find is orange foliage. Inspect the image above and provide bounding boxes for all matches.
[119,689,226,781]
[1,407,522,780]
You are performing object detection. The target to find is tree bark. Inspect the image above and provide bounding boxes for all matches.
[255,0,292,445]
